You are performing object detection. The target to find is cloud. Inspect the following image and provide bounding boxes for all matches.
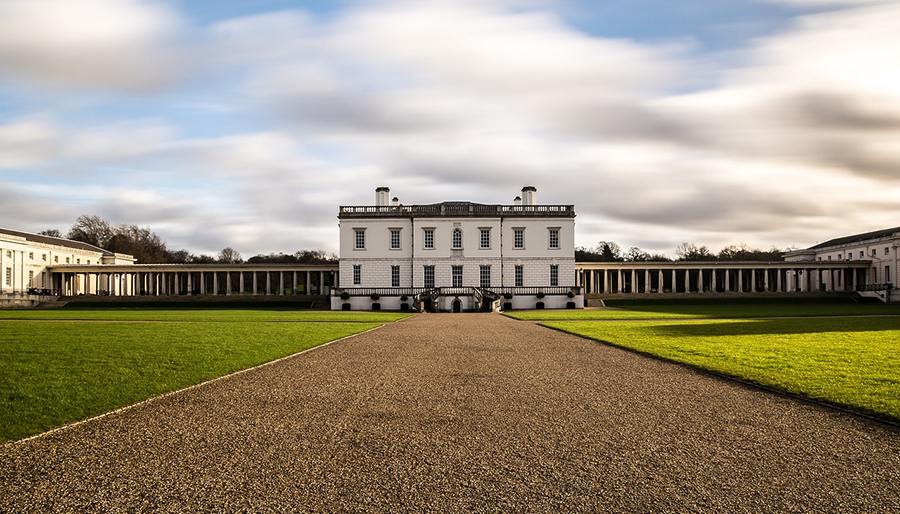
[0,0,189,90]
[0,117,58,167]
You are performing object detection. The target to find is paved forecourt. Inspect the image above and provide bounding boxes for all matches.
[1,313,899,512]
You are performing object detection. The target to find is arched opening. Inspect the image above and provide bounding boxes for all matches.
[452,298,462,313]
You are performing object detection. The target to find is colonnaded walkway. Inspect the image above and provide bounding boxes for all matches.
[1,314,899,512]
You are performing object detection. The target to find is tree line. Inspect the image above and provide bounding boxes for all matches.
[576,241,787,263]
[40,215,336,265]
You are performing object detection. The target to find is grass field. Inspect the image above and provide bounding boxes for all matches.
[545,316,900,422]
[0,309,406,443]
[506,300,900,320]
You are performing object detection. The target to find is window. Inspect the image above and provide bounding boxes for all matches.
[886,265,891,283]
[452,228,462,250]
[54,256,58,263]
[480,265,491,288]
[860,251,864,258]
[65,257,70,264]
[28,271,34,287]
[480,229,490,249]
[886,247,890,256]
[827,255,832,261]
[390,229,401,250]
[87,260,90,265]
[28,252,33,260]
[515,265,524,287]
[42,254,47,261]
[5,251,10,258]
[549,229,559,249]
[872,249,877,256]
[452,265,463,287]
[838,254,842,260]
[550,265,559,287]
[355,229,366,250]
[391,265,400,287]
[514,229,524,249]
[76,258,81,264]
[353,265,361,285]
[424,265,435,288]
[4,267,10,286]
[424,229,434,249]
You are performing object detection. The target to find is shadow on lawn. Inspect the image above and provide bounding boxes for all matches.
[651,317,900,337]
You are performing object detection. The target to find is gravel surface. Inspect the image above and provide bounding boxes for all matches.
[2,313,899,512]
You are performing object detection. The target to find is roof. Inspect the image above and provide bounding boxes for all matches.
[0,227,112,254]
[339,202,575,219]
[809,226,900,249]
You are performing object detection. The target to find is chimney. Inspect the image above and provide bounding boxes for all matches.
[375,187,390,206]
[514,196,522,206]
[521,186,537,206]
[392,197,400,207]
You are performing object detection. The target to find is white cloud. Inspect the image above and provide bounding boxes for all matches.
[0,0,188,90]
[0,116,58,167]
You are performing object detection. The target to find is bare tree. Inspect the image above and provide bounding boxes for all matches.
[218,247,243,263]
[38,229,62,237]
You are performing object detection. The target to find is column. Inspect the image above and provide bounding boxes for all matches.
[265,271,271,295]
[777,269,782,292]
[851,268,857,291]
[725,269,730,292]
[764,269,770,292]
[253,272,258,295]
[200,272,206,295]
[293,271,298,295]
[239,272,245,294]
[684,269,689,293]
[321,271,326,294]
[658,270,664,294]
[671,269,676,293]
[279,272,285,296]
[187,273,193,296]
[603,270,609,294]
[645,270,650,294]
[212,272,218,295]
[737,270,743,292]
[698,268,704,293]
[306,271,311,295]
[750,269,756,293]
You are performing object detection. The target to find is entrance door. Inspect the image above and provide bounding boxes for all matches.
[452,298,462,313]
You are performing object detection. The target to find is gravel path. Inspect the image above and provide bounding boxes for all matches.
[2,313,899,512]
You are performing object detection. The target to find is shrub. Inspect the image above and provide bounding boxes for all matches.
[370,293,380,301]
[536,291,545,299]
[340,292,350,300]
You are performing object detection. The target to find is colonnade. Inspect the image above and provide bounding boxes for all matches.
[51,265,338,297]
[576,263,872,295]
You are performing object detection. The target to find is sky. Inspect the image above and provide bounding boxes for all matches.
[1,0,899,258]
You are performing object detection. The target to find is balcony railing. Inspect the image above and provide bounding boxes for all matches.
[338,204,575,218]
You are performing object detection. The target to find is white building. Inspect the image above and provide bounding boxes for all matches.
[785,226,899,301]
[0,228,136,298]
[333,186,583,311]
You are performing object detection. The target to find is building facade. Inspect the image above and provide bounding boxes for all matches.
[1,228,135,296]
[333,187,583,311]
[784,226,899,301]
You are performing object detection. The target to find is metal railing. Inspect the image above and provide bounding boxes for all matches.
[858,283,893,292]
[338,204,575,218]
[333,286,583,297]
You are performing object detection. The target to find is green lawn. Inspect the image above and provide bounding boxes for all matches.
[506,301,900,320]
[0,310,406,443]
[0,309,408,322]
[545,317,900,421]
